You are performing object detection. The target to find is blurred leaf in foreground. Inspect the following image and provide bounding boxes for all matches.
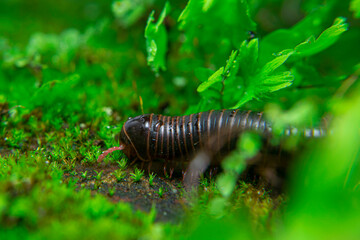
[217,132,261,198]
[350,0,360,18]
[284,85,360,239]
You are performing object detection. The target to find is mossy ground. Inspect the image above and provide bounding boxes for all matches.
[67,163,185,222]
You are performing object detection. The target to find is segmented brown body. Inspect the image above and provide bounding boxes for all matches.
[100,109,326,163]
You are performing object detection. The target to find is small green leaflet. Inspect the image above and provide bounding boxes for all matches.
[144,2,170,73]
[237,39,258,78]
[224,50,241,79]
[197,50,240,92]
[197,67,224,92]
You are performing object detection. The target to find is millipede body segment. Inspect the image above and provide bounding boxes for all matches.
[97,109,326,163]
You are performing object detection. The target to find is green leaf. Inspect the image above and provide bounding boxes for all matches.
[177,0,196,27]
[146,39,157,63]
[260,71,294,92]
[237,39,259,78]
[350,0,360,18]
[224,50,239,77]
[144,2,170,73]
[294,17,348,57]
[258,50,294,77]
[232,93,253,109]
[197,67,224,92]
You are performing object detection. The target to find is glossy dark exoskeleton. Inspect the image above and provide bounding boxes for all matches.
[97,109,327,163]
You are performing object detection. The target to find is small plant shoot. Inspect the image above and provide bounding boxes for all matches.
[130,168,144,182]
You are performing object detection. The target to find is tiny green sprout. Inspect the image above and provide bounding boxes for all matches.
[117,158,127,170]
[200,175,209,188]
[68,150,77,160]
[45,132,56,143]
[95,170,103,180]
[148,173,156,187]
[93,180,101,190]
[157,187,164,198]
[81,171,88,179]
[130,168,144,182]
[82,128,89,138]
[108,187,116,197]
[7,128,27,147]
[113,169,126,182]
[63,158,76,171]
[51,117,63,130]
[84,151,95,163]
[72,125,81,138]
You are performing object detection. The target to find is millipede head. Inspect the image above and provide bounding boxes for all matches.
[120,114,152,161]
[97,116,149,162]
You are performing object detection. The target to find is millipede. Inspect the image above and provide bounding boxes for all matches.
[97,109,327,173]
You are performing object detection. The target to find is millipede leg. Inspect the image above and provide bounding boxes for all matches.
[209,167,218,180]
[184,151,210,191]
[163,162,168,177]
[182,170,187,181]
[169,167,174,179]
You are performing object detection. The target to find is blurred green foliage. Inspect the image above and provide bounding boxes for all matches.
[145,2,170,73]
[0,0,359,239]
